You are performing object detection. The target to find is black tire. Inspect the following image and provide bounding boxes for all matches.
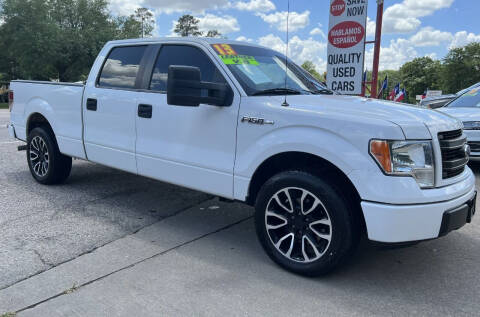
[27,126,72,185]
[255,170,360,276]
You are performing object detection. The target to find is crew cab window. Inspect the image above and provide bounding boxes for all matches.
[150,45,225,92]
[98,46,147,89]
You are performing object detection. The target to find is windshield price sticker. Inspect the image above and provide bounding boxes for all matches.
[466,88,479,96]
[219,55,259,65]
[213,44,237,56]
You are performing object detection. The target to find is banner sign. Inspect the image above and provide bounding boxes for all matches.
[327,0,368,95]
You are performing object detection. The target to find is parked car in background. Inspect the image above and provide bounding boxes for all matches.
[420,94,457,109]
[438,83,480,160]
[421,83,480,109]
[0,82,10,103]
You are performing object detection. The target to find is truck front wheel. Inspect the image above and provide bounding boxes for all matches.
[27,127,72,185]
[254,170,359,276]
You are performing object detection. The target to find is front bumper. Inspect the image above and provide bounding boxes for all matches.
[362,185,476,243]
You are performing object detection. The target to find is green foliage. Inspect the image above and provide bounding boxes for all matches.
[174,15,202,37]
[131,8,155,38]
[301,61,323,82]
[206,30,222,38]
[399,57,442,103]
[440,42,480,94]
[0,0,150,82]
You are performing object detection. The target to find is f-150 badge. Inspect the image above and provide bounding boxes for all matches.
[241,116,274,125]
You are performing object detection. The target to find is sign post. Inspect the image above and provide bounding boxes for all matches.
[370,0,383,99]
[327,0,368,95]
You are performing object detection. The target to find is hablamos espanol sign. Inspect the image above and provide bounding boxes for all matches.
[327,0,368,95]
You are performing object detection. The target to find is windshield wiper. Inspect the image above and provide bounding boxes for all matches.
[311,88,334,95]
[252,88,302,96]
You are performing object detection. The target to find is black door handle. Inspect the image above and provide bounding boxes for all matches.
[86,98,97,111]
[138,104,152,118]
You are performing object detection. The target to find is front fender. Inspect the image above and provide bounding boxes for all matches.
[233,125,379,200]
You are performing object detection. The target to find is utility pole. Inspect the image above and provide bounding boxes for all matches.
[141,16,145,38]
[370,0,384,98]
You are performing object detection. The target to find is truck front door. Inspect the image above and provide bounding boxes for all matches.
[135,43,240,198]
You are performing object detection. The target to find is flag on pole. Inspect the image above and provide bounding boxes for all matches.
[389,83,400,100]
[395,88,406,102]
[377,75,388,99]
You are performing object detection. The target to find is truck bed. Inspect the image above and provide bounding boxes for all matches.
[9,80,87,159]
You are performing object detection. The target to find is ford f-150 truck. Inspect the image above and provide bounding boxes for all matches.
[7,38,476,276]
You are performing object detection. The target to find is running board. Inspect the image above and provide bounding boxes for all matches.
[18,145,27,151]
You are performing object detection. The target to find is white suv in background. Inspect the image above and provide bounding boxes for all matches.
[439,84,480,160]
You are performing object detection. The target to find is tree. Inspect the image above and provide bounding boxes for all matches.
[133,8,155,38]
[206,30,222,38]
[399,57,442,104]
[0,0,119,81]
[301,61,323,82]
[0,0,59,80]
[0,0,152,82]
[114,8,154,39]
[441,42,480,94]
[174,15,202,37]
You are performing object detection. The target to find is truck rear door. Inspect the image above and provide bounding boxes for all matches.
[82,45,148,173]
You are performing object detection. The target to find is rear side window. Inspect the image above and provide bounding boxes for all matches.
[98,46,147,89]
[150,45,225,92]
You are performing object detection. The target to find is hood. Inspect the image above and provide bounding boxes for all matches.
[437,107,480,123]
[284,94,463,139]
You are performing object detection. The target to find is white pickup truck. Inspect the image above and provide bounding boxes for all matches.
[7,38,476,275]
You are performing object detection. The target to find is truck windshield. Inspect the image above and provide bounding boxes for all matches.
[211,44,332,96]
[447,87,480,108]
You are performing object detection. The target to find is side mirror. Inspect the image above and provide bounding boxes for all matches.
[167,65,231,107]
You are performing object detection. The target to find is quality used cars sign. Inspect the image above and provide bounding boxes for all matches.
[327,0,368,95]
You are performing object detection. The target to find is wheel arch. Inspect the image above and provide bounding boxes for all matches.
[246,151,357,203]
[245,151,366,233]
[27,112,55,138]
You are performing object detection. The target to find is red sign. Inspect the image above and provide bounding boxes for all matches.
[330,0,346,16]
[328,21,365,48]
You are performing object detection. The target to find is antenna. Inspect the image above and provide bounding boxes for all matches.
[282,0,290,107]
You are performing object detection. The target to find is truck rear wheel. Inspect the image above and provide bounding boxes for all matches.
[254,170,359,276]
[27,127,72,185]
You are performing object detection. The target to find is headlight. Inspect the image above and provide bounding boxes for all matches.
[462,121,480,130]
[370,140,435,188]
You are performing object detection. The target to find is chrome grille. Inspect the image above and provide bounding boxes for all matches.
[438,129,468,179]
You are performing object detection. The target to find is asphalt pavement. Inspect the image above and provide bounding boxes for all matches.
[0,109,479,316]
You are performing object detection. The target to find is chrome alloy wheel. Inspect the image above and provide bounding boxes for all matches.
[265,187,332,263]
[29,136,50,177]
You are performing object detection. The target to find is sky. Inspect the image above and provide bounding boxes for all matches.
[109,0,480,72]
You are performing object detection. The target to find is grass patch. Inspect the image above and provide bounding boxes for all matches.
[1,313,16,317]
[63,282,79,295]
[0,103,8,109]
